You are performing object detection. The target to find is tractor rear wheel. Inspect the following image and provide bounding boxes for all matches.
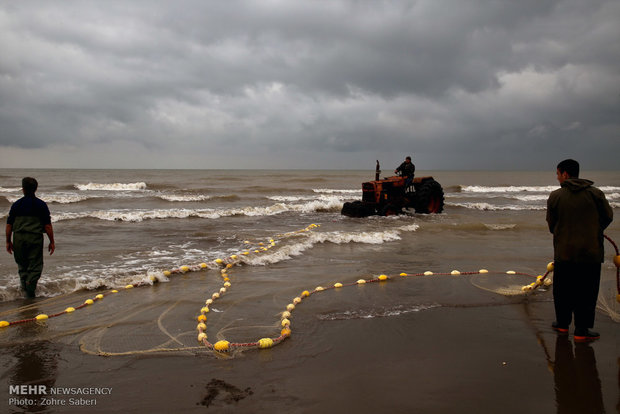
[414,179,444,214]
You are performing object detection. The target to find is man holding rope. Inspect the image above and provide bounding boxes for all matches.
[547,159,613,342]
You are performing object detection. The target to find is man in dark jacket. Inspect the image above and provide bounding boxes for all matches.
[394,156,415,188]
[6,177,55,298]
[546,159,613,342]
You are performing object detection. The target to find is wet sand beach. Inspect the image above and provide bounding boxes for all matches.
[0,287,618,413]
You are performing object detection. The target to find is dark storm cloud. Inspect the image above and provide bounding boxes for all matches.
[0,0,618,169]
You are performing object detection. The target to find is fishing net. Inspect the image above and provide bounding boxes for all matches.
[469,270,551,297]
[0,226,618,357]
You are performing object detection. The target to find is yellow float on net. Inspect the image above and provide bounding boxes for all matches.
[95,294,104,300]
[197,315,207,322]
[286,304,295,311]
[544,278,552,286]
[212,293,220,299]
[125,284,134,289]
[315,286,324,292]
[547,262,555,272]
[281,328,291,337]
[301,290,310,297]
[149,274,157,282]
[506,271,516,275]
[65,307,75,313]
[35,314,48,320]
[226,264,233,269]
[215,259,223,265]
[200,263,208,269]
[180,265,190,272]
[197,333,207,342]
[224,282,231,287]
[282,311,291,319]
[219,287,227,294]
[378,275,388,281]
[0,321,9,328]
[281,318,291,327]
[213,340,230,352]
[293,297,301,304]
[84,299,94,305]
[197,323,207,331]
[400,273,408,277]
[230,255,238,260]
[479,269,489,274]
[451,270,461,275]
[616,294,620,303]
[201,307,210,314]
[424,271,433,276]
[163,271,171,277]
[111,290,118,293]
[206,299,213,305]
[613,255,620,268]
[258,338,274,349]
[334,282,343,288]
[357,279,366,284]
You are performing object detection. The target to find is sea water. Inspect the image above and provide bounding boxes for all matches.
[0,168,618,303]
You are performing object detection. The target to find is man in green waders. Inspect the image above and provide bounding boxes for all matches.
[5,177,55,298]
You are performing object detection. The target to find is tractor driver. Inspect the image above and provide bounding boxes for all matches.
[395,156,415,188]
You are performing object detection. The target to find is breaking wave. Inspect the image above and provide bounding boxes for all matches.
[157,194,212,202]
[242,225,419,266]
[75,182,147,191]
[51,198,346,222]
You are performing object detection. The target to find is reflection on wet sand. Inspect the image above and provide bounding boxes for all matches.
[8,304,59,413]
[553,335,604,414]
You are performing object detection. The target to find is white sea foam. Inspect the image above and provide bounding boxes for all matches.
[462,185,620,194]
[268,195,315,202]
[483,224,518,230]
[512,195,549,202]
[158,194,212,202]
[447,202,546,211]
[41,193,95,204]
[313,188,361,194]
[52,198,345,222]
[462,185,558,193]
[317,303,440,320]
[243,225,418,266]
[75,182,147,191]
[0,187,21,193]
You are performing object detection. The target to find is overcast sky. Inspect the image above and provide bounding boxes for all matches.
[1,0,618,170]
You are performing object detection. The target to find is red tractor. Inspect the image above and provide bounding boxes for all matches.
[341,161,444,217]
